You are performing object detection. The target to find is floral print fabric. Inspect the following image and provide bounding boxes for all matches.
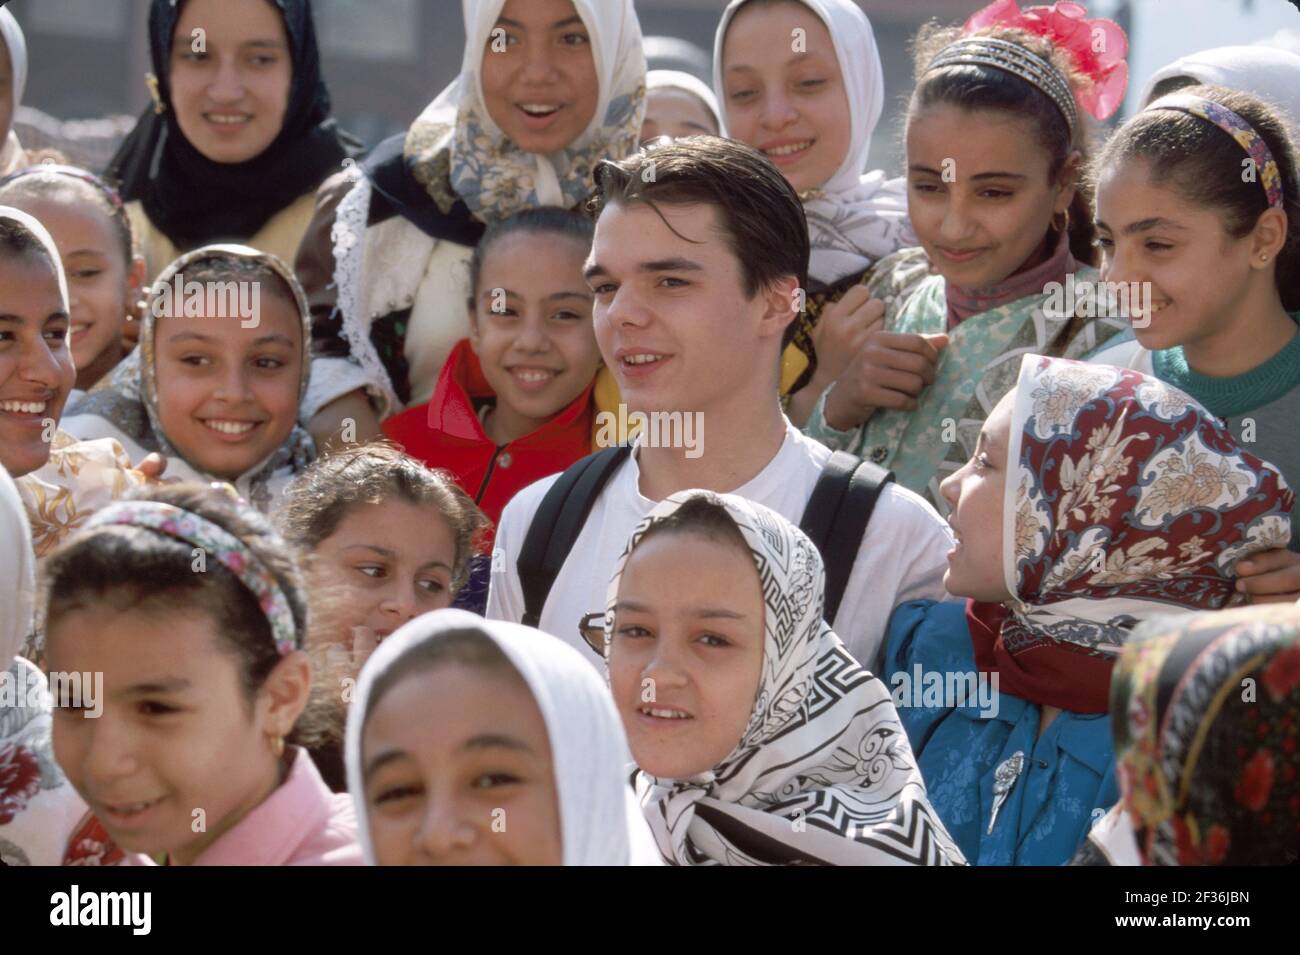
[1112,603,1300,865]
[1002,356,1293,660]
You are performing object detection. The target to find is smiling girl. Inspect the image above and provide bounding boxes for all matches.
[382,209,602,541]
[346,609,660,866]
[44,482,360,866]
[714,0,913,424]
[0,164,146,397]
[605,489,964,866]
[63,245,314,513]
[0,205,155,562]
[803,1,1131,509]
[884,354,1293,865]
[1089,85,1300,549]
[106,0,360,277]
[300,0,644,450]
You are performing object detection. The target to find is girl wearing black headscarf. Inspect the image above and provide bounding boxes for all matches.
[106,0,360,277]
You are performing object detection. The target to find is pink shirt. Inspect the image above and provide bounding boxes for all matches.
[122,747,362,866]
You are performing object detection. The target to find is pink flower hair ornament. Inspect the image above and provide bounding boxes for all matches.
[966,0,1129,121]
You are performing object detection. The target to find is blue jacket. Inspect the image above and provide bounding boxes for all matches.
[884,599,1118,865]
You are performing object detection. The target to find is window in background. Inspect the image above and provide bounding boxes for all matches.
[23,0,128,39]
[314,0,420,62]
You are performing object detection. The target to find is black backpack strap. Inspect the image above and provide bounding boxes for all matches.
[517,446,632,627]
[799,451,894,624]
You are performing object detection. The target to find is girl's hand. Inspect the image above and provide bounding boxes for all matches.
[134,453,168,482]
[822,330,950,431]
[808,287,885,387]
[1236,549,1300,603]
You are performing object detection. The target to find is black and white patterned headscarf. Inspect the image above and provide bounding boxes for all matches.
[605,489,965,866]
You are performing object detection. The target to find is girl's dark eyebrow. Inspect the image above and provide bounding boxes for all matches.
[252,333,296,347]
[119,677,192,698]
[364,748,410,780]
[462,733,533,753]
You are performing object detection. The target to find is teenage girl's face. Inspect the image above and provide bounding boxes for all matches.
[169,0,292,164]
[720,0,852,195]
[153,287,303,481]
[10,197,142,384]
[47,607,307,865]
[362,661,563,866]
[608,531,766,780]
[0,253,74,477]
[907,105,1075,289]
[939,390,1014,603]
[309,500,458,646]
[1096,159,1256,352]
[480,0,599,156]
[470,232,600,432]
[639,88,718,145]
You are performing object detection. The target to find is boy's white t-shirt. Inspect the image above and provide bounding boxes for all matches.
[487,421,955,672]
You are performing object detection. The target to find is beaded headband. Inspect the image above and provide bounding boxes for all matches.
[0,162,134,250]
[1145,93,1285,211]
[82,500,300,656]
[925,36,1078,135]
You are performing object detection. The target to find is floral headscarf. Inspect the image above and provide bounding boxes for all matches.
[973,356,1293,713]
[1112,603,1300,865]
[404,0,646,224]
[607,489,965,866]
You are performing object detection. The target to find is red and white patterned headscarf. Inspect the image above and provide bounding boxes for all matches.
[970,355,1293,713]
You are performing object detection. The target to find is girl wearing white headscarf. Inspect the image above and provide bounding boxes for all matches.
[713,0,912,406]
[0,466,88,865]
[299,0,645,443]
[1140,45,1300,129]
[345,608,661,866]
[606,489,964,866]
[0,9,28,176]
[642,70,721,141]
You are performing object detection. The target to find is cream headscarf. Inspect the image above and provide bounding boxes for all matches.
[713,0,912,286]
[1139,45,1300,129]
[0,9,28,176]
[63,245,315,512]
[646,69,721,132]
[404,0,646,224]
[345,609,662,866]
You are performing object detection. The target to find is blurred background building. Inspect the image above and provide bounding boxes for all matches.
[6,0,1299,175]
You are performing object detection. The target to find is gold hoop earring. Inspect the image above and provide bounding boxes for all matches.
[1052,209,1071,235]
[145,73,166,115]
[269,734,285,758]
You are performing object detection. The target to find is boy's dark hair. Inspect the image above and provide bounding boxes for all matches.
[276,441,489,594]
[466,206,595,304]
[589,136,810,345]
[362,627,520,726]
[1096,84,1300,312]
[910,23,1098,264]
[44,482,333,748]
[0,164,136,263]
